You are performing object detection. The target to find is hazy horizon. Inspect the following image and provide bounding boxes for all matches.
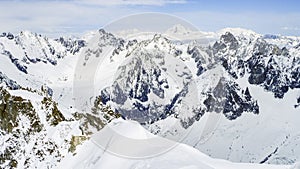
[0,0,300,37]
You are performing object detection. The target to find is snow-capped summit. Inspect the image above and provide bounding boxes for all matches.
[217,27,259,38]
[164,24,217,43]
[166,24,192,35]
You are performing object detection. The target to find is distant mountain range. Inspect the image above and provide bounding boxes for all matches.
[0,25,299,168]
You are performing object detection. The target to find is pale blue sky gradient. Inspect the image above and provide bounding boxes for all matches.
[0,0,299,37]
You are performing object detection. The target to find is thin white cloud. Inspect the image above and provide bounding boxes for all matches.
[0,0,300,37]
[281,26,300,31]
[173,11,300,36]
[0,0,188,37]
[74,0,187,6]
[0,1,147,37]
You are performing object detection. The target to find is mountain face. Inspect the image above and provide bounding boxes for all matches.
[0,31,85,74]
[100,35,200,126]
[214,32,300,99]
[0,31,120,169]
[0,28,299,168]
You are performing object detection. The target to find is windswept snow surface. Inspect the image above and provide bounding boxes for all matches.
[58,119,291,169]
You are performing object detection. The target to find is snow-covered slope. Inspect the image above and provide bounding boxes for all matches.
[58,119,291,169]
[0,30,120,168]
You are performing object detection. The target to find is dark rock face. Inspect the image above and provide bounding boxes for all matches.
[220,32,239,50]
[0,32,87,74]
[112,83,128,105]
[101,54,171,124]
[295,96,300,108]
[0,88,56,169]
[97,30,299,129]
[81,29,125,66]
[0,83,120,168]
[187,46,208,76]
[247,52,300,99]
[0,71,20,90]
[6,33,14,40]
[213,32,300,99]
[101,32,261,126]
[248,56,267,85]
[204,78,259,120]
[184,31,300,122]
[0,88,43,133]
[213,32,239,55]
[56,37,86,55]
[99,35,203,125]
[100,88,110,105]
[2,50,28,74]
[0,32,6,37]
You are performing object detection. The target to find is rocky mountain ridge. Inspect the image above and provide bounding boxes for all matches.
[0,27,299,168]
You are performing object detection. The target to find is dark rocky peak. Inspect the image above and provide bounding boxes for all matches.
[253,38,274,56]
[98,28,113,39]
[0,71,20,90]
[252,38,290,57]
[98,29,126,55]
[97,29,125,47]
[101,40,193,125]
[56,37,86,54]
[0,32,15,40]
[212,32,239,56]
[152,34,170,43]
[220,32,238,45]
[244,40,299,98]
[81,29,126,64]
[98,28,106,34]
[295,96,300,108]
[125,34,182,59]
[187,44,215,76]
[101,52,170,124]
[0,30,89,74]
[138,34,172,49]
[126,39,138,48]
[0,32,6,37]
[217,32,238,49]
[204,77,259,120]
[7,32,14,40]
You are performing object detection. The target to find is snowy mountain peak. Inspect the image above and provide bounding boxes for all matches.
[19,30,38,38]
[166,24,192,35]
[101,119,154,139]
[218,27,260,39]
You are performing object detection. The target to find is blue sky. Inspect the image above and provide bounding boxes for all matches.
[0,0,300,37]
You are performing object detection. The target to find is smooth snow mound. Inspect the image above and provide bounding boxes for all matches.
[58,119,291,169]
[108,119,154,139]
